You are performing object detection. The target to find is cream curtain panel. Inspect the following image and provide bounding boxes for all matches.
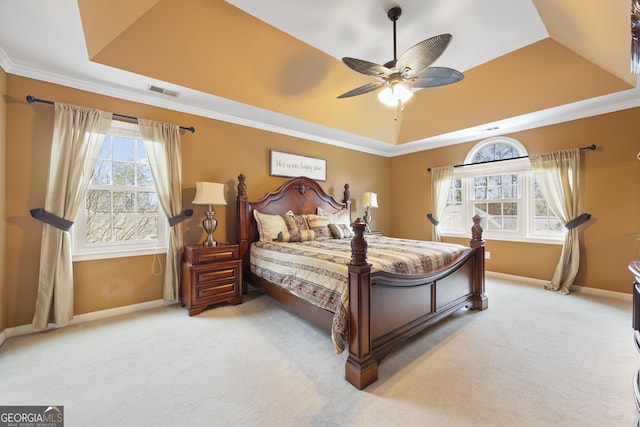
[431,166,454,242]
[529,148,581,295]
[139,119,184,302]
[32,104,112,329]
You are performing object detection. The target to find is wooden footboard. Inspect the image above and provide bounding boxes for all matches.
[346,217,487,389]
[236,174,487,389]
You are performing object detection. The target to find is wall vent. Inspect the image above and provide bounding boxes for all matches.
[149,85,180,98]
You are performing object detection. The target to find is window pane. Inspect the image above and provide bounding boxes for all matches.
[138,215,158,240]
[474,203,487,216]
[503,184,517,198]
[504,202,518,215]
[487,184,501,199]
[113,213,138,241]
[137,192,158,212]
[86,190,111,214]
[112,161,135,185]
[488,202,502,215]
[503,216,518,230]
[86,215,112,243]
[137,163,153,186]
[92,160,111,185]
[112,136,135,161]
[113,191,135,213]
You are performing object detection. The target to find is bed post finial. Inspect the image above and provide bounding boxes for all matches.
[470,214,484,247]
[343,183,350,203]
[238,174,247,197]
[351,219,368,265]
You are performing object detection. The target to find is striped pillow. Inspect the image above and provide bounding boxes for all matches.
[304,214,332,240]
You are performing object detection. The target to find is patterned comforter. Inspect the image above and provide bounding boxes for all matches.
[250,235,467,353]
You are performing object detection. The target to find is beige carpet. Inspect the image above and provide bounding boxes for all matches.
[0,277,636,427]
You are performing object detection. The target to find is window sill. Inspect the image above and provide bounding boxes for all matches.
[73,247,167,262]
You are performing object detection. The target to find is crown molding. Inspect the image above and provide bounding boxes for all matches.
[6,58,640,158]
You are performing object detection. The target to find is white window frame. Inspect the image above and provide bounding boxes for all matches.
[439,137,565,245]
[72,121,168,261]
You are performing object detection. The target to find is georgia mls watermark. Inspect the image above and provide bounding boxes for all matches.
[0,406,63,427]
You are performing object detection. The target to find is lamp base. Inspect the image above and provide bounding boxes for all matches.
[363,208,372,233]
[202,210,218,247]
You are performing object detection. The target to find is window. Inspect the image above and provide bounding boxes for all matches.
[72,121,167,260]
[439,137,563,243]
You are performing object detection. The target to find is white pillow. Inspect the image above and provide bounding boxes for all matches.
[317,207,350,225]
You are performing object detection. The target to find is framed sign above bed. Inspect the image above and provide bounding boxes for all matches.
[270,150,327,181]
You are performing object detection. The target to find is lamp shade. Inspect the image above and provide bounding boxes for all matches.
[360,192,378,208]
[192,182,227,206]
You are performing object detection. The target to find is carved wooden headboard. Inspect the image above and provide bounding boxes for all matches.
[236,174,351,263]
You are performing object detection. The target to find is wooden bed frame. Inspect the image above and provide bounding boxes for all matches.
[236,174,488,389]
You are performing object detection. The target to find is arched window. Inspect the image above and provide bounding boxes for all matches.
[440,137,563,243]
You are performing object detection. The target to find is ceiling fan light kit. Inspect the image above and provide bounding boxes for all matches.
[377,83,413,107]
[338,6,463,110]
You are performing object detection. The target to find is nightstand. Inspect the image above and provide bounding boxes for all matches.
[181,244,243,316]
[365,231,383,236]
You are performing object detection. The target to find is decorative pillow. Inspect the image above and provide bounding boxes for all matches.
[253,210,287,242]
[275,214,314,242]
[277,229,316,242]
[304,214,332,240]
[317,207,351,225]
[329,223,354,239]
[282,214,310,232]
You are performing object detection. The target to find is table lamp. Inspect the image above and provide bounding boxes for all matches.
[360,192,378,233]
[192,182,227,246]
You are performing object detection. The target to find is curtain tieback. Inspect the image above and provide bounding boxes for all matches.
[426,213,440,226]
[168,209,193,226]
[30,208,74,231]
[565,213,591,230]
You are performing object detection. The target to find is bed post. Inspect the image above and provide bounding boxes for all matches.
[343,183,351,217]
[237,174,250,293]
[470,214,488,310]
[345,218,378,389]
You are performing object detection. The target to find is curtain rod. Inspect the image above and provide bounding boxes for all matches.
[427,144,596,172]
[26,95,195,133]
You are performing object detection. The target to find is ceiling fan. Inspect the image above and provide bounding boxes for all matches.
[337,6,463,108]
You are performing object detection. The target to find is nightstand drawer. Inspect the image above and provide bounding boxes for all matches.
[193,263,238,285]
[197,281,237,300]
[184,245,239,264]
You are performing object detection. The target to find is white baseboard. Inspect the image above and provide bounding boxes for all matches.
[0,299,176,344]
[486,271,632,302]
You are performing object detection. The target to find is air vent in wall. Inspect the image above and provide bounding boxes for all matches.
[149,85,180,98]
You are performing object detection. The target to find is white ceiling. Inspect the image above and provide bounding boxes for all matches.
[1,0,639,156]
[225,0,548,72]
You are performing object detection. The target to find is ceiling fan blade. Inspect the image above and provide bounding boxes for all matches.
[342,57,393,79]
[396,34,452,74]
[337,81,386,98]
[407,67,464,88]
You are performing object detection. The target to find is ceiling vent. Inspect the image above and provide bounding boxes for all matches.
[149,85,180,98]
